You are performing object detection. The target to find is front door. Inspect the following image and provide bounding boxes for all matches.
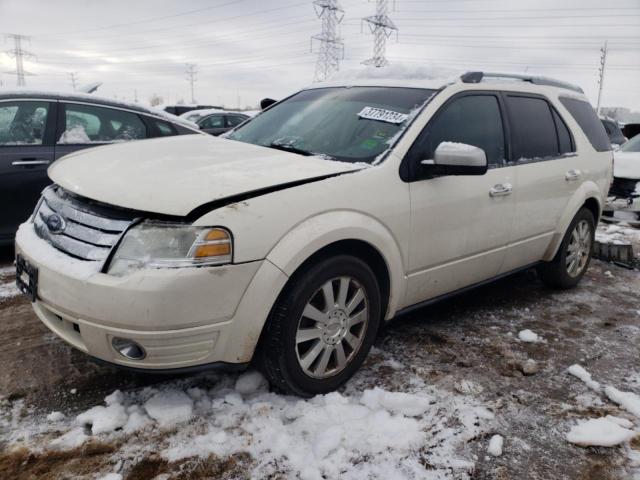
[0,100,56,242]
[403,92,517,306]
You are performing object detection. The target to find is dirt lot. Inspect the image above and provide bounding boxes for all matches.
[0,229,639,480]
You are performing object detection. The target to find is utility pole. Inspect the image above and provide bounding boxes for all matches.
[4,33,35,87]
[185,63,197,104]
[311,0,344,83]
[68,72,78,90]
[596,41,608,115]
[362,0,397,67]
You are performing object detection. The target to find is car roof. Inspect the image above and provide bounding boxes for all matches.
[0,89,199,130]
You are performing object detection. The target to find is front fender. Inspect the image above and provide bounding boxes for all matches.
[542,181,602,261]
[266,210,406,319]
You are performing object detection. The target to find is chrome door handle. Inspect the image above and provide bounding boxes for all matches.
[11,159,51,166]
[489,183,513,197]
[565,169,581,181]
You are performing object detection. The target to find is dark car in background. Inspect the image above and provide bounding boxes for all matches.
[600,117,627,147]
[163,104,221,116]
[0,91,201,245]
[197,112,249,136]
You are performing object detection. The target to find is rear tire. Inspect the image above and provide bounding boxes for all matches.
[257,255,382,397]
[537,207,595,289]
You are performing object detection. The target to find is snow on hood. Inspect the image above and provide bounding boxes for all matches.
[48,135,367,217]
[614,151,640,180]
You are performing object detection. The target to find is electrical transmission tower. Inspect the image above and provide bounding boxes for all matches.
[69,72,78,90]
[311,0,344,83]
[4,33,36,86]
[596,41,608,115]
[185,63,198,104]
[362,0,398,68]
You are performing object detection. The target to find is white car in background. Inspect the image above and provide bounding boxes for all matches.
[603,135,640,227]
[15,72,612,396]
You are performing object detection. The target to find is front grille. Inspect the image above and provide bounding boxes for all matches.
[34,186,134,262]
[609,177,640,199]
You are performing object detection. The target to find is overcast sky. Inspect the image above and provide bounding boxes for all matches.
[1,0,639,110]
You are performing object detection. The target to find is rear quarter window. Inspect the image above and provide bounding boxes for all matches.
[559,97,611,152]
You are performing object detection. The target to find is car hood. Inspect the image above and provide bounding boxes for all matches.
[613,150,640,180]
[49,135,367,217]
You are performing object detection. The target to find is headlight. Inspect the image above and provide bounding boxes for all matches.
[107,222,232,276]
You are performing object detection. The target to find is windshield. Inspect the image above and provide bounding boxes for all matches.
[227,86,436,164]
[620,134,640,153]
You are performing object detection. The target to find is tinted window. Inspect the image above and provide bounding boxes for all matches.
[620,134,640,153]
[0,101,49,146]
[413,95,505,166]
[552,108,574,154]
[227,115,247,128]
[154,120,176,136]
[507,96,558,159]
[59,104,146,144]
[559,97,611,152]
[199,114,225,129]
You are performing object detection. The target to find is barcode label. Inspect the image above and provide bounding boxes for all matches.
[358,106,408,124]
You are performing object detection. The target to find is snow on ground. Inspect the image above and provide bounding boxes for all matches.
[518,329,542,343]
[488,434,504,456]
[3,369,495,479]
[596,223,640,245]
[0,264,18,301]
[566,417,636,447]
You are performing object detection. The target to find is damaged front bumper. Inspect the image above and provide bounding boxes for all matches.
[602,178,640,227]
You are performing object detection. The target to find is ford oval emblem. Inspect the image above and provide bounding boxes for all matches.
[45,213,66,234]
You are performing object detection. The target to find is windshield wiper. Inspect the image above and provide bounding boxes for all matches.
[267,142,315,157]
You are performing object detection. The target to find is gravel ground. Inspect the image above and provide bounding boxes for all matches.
[0,226,639,480]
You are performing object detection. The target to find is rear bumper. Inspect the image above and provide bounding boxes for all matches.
[15,222,288,370]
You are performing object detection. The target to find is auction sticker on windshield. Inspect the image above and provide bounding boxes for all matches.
[358,106,408,124]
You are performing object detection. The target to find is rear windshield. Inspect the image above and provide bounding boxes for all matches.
[620,134,640,153]
[559,97,611,152]
[228,86,436,164]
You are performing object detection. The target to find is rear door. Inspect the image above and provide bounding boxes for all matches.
[0,99,56,241]
[500,93,579,271]
[54,102,148,160]
[226,114,249,130]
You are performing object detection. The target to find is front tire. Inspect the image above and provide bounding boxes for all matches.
[257,255,382,397]
[537,207,595,289]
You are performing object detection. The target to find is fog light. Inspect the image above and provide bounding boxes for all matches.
[111,337,146,360]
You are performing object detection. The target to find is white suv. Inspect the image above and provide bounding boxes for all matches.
[15,72,613,396]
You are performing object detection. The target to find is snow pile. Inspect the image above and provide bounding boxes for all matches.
[0,265,19,301]
[605,386,640,418]
[596,224,640,245]
[568,364,601,392]
[30,370,494,479]
[566,417,636,447]
[518,329,542,343]
[488,434,504,456]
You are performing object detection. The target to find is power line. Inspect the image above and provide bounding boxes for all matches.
[362,0,398,67]
[185,63,197,103]
[312,0,345,82]
[4,33,36,87]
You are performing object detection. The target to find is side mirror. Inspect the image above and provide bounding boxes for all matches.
[421,142,488,176]
[260,98,278,110]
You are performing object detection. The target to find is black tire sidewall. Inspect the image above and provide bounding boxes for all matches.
[276,255,382,395]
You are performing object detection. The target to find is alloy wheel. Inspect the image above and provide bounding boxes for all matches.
[566,219,592,278]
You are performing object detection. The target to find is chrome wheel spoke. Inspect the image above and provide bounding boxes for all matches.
[344,332,360,350]
[314,345,333,376]
[322,282,335,309]
[347,309,367,328]
[337,277,349,309]
[345,288,364,315]
[303,304,328,324]
[566,220,592,278]
[296,327,322,344]
[335,342,347,370]
[300,340,324,370]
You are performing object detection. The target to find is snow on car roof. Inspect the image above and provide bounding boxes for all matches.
[0,88,199,130]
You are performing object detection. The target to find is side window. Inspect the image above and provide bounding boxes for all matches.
[59,104,146,144]
[199,115,225,129]
[226,115,247,128]
[412,95,505,166]
[0,101,49,146]
[506,96,559,160]
[552,108,574,154]
[154,120,176,136]
[559,97,611,152]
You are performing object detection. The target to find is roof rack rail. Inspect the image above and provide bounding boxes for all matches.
[460,71,584,94]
